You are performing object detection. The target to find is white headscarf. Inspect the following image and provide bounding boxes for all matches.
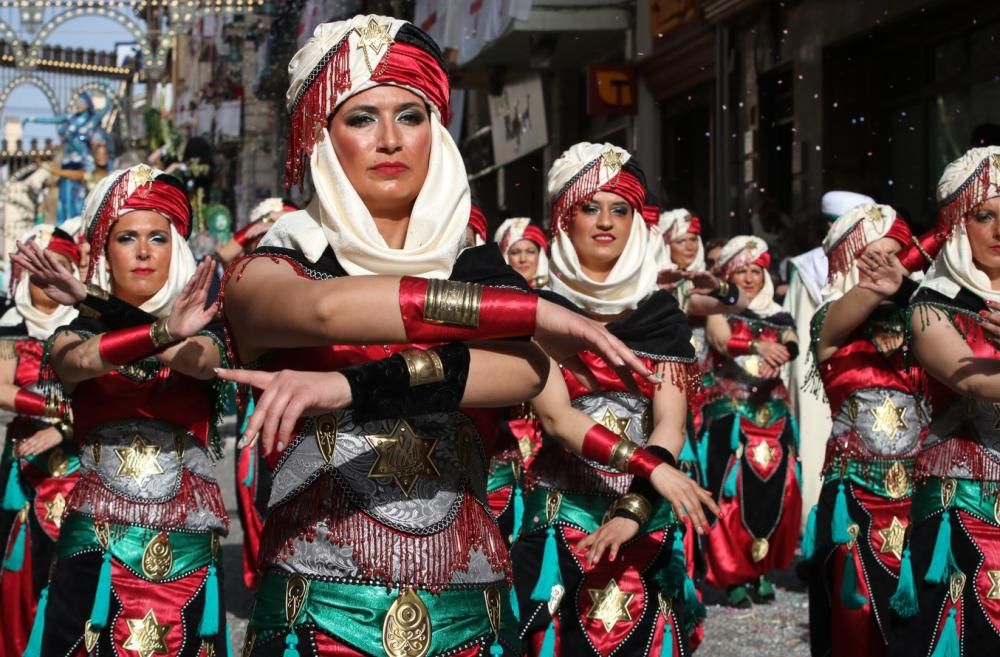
[545,143,659,315]
[919,147,1000,304]
[13,224,79,340]
[260,15,469,277]
[821,203,902,302]
[83,166,196,319]
[494,217,549,285]
[249,197,285,223]
[655,208,706,272]
[719,235,782,316]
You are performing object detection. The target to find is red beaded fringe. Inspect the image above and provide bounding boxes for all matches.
[826,220,868,284]
[260,471,511,592]
[551,159,602,235]
[66,470,229,530]
[87,171,134,282]
[937,155,996,236]
[915,438,1000,482]
[284,37,352,189]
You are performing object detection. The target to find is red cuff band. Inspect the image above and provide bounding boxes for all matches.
[628,448,664,479]
[13,389,46,417]
[232,223,257,248]
[399,277,539,342]
[582,424,618,465]
[897,229,946,273]
[98,324,157,366]
[726,336,753,357]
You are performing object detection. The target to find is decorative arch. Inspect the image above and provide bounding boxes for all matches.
[66,81,123,115]
[0,18,26,66]
[0,75,60,118]
[27,7,152,69]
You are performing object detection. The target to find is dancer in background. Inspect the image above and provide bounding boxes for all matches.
[806,204,924,657]
[702,236,802,608]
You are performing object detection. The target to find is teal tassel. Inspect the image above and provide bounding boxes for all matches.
[795,460,802,486]
[538,619,556,657]
[831,482,852,544]
[683,574,707,625]
[225,624,234,657]
[925,510,955,584]
[659,618,674,657]
[722,458,739,498]
[490,639,504,656]
[697,430,710,480]
[889,548,919,618]
[840,547,867,609]
[1,458,27,511]
[240,398,255,434]
[241,443,255,488]
[89,550,113,630]
[509,585,521,623]
[679,434,697,466]
[930,608,959,657]
[789,414,800,450]
[729,415,741,452]
[801,504,818,561]
[530,526,562,602]
[665,529,687,593]
[2,512,25,571]
[511,484,524,542]
[198,564,220,637]
[23,585,48,657]
[283,632,299,657]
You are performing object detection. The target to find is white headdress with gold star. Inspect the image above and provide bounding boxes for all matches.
[718,235,782,315]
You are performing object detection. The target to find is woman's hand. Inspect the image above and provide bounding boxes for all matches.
[656,269,684,290]
[649,463,719,534]
[214,368,353,456]
[16,426,63,457]
[577,517,640,567]
[165,259,219,340]
[533,299,657,388]
[857,249,905,297]
[10,240,86,306]
[755,341,790,369]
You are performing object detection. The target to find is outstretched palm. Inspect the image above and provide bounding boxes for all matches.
[857,250,904,297]
[165,259,219,339]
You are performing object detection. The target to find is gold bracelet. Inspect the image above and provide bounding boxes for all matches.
[85,284,110,301]
[608,438,638,473]
[44,394,61,419]
[911,234,932,265]
[149,317,175,348]
[614,493,652,525]
[423,279,483,327]
[399,347,445,386]
[715,280,730,297]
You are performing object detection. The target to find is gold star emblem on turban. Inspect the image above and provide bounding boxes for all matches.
[115,436,165,485]
[122,609,171,657]
[367,419,440,497]
[44,492,66,528]
[750,441,777,467]
[357,17,393,58]
[587,579,634,632]
[598,407,631,440]
[877,515,907,560]
[600,149,624,175]
[870,396,908,442]
[131,164,156,190]
[987,570,1000,600]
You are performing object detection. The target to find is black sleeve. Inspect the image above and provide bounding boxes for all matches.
[76,292,157,330]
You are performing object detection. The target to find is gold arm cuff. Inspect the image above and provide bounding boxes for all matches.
[608,438,638,473]
[614,493,652,525]
[716,280,730,297]
[423,279,483,327]
[911,234,933,265]
[85,284,110,301]
[44,394,61,419]
[399,347,445,386]
[149,317,175,349]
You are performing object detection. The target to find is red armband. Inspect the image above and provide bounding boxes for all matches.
[581,424,665,478]
[398,277,538,342]
[897,229,946,274]
[14,389,46,417]
[232,223,258,248]
[726,336,754,357]
[98,319,176,366]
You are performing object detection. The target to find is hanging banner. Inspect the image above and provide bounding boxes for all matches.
[488,73,547,167]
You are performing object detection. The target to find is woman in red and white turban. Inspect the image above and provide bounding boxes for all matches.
[11,164,229,657]
[805,203,925,657]
[215,16,666,657]
[656,208,705,272]
[513,142,717,657]
[495,217,549,289]
[702,236,802,608]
